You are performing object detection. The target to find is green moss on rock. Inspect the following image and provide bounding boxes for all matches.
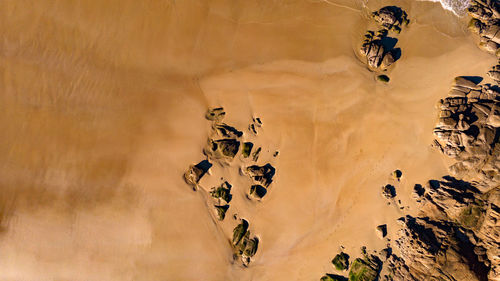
[242,142,254,158]
[332,252,349,271]
[348,256,381,281]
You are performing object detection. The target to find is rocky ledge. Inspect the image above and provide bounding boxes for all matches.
[468,0,500,57]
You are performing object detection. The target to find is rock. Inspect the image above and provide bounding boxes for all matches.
[487,64,500,83]
[468,1,500,56]
[214,205,229,220]
[360,31,400,71]
[376,224,387,238]
[210,181,232,203]
[252,147,261,162]
[249,185,267,199]
[377,75,390,83]
[232,220,249,245]
[232,219,259,265]
[184,160,212,190]
[455,76,481,89]
[372,6,409,32]
[246,164,276,187]
[382,184,396,199]
[332,252,350,271]
[205,107,225,121]
[205,138,240,159]
[433,73,500,188]
[214,123,243,139]
[348,255,381,281]
[392,170,402,181]
[242,142,254,158]
[392,216,489,281]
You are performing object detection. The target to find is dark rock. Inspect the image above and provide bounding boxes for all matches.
[210,181,232,203]
[382,184,396,199]
[246,164,276,187]
[250,185,267,199]
[205,107,225,121]
[332,252,350,271]
[348,254,381,281]
[184,160,212,190]
[214,205,229,221]
[242,142,254,158]
[376,224,387,238]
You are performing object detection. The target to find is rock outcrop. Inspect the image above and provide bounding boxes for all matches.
[433,75,500,191]
[468,0,500,57]
[360,6,408,73]
[232,219,259,266]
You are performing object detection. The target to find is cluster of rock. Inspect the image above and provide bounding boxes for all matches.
[183,107,279,266]
[360,6,408,77]
[432,75,500,190]
[468,0,500,57]
[320,248,382,281]
[232,219,259,266]
[245,163,276,200]
[210,181,232,220]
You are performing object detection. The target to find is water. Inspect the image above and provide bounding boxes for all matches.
[422,0,471,16]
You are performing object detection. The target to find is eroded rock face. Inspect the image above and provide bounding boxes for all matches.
[360,6,407,74]
[348,254,382,281]
[433,75,500,191]
[372,6,409,33]
[232,219,259,266]
[184,160,212,190]
[468,1,500,57]
[360,30,401,71]
[389,215,490,281]
[385,176,499,281]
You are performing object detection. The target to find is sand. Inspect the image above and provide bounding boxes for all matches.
[0,0,497,280]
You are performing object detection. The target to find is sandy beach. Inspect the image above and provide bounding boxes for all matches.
[0,0,498,280]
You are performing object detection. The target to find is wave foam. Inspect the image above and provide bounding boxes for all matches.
[420,0,471,16]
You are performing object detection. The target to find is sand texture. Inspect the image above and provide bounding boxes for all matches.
[0,0,499,280]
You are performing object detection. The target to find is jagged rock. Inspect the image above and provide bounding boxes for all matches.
[393,215,489,281]
[184,160,212,190]
[488,64,500,83]
[214,205,229,220]
[242,142,254,158]
[468,1,500,56]
[246,164,276,187]
[249,185,267,199]
[204,138,240,159]
[205,107,225,121]
[210,181,232,203]
[433,75,500,190]
[214,123,243,139]
[382,184,396,199]
[232,220,249,245]
[360,31,400,70]
[249,117,262,135]
[372,6,409,33]
[232,219,259,265]
[376,224,387,238]
[348,254,381,281]
[252,147,262,161]
[332,252,350,271]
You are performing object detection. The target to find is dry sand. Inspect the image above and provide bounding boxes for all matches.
[0,0,497,280]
